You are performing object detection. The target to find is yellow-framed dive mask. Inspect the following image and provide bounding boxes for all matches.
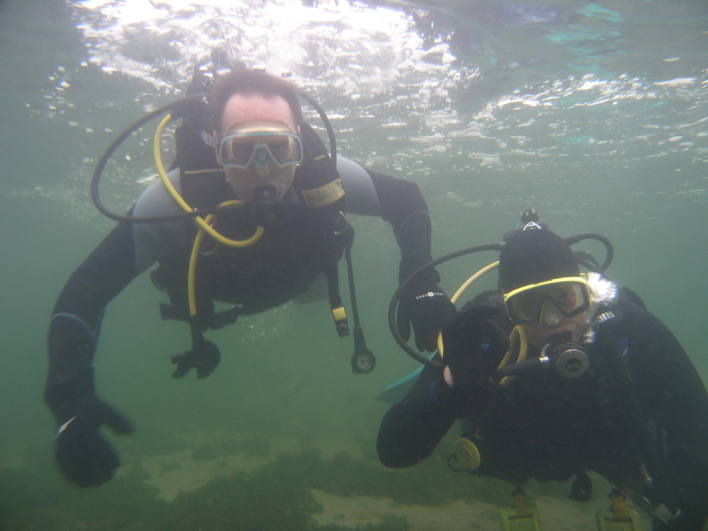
[503,276,591,326]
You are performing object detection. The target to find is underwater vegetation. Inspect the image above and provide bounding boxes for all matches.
[0,458,168,531]
[0,447,512,531]
[163,467,324,531]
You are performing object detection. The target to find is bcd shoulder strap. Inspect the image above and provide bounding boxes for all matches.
[295,122,346,210]
[293,122,352,337]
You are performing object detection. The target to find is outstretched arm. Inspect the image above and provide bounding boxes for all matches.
[48,220,139,375]
[45,220,140,487]
[337,157,456,352]
[46,171,186,487]
[377,362,458,468]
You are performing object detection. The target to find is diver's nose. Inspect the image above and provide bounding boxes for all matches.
[252,146,273,177]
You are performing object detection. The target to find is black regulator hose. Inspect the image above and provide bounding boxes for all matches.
[564,233,614,273]
[91,95,241,223]
[388,243,504,367]
[299,91,337,168]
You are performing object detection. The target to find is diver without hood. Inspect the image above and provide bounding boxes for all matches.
[44,54,456,489]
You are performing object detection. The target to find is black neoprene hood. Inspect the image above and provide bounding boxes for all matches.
[499,228,580,293]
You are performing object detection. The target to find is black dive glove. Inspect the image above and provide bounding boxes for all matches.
[45,366,134,488]
[397,279,457,352]
[171,339,221,378]
[440,303,509,392]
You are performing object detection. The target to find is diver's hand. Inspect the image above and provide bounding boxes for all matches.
[171,339,221,378]
[441,303,509,392]
[54,397,134,487]
[45,368,134,488]
[397,279,457,352]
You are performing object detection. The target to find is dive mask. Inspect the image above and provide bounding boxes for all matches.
[503,276,590,326]
[218,120,303,175]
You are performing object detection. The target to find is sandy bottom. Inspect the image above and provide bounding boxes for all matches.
[130,434,653,531]
[315,492,563,530]
[311,491,653,531]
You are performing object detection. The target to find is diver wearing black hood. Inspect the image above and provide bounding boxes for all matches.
[44,68,456,489]
[377,224,708,531]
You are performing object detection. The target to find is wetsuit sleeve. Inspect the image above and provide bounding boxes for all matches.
[377,361,459,469]
[620,302,708,528]
[47,220,140,377]
[336,157,437,283]
[47,171,188,381]
[370,171,437,282]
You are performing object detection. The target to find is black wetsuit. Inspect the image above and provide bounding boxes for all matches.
[47,157,435,376]
[377,293,708,530]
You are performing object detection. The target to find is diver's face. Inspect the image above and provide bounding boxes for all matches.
[504,277,590,349]
[218,93,299,202]
[522,311,587,349]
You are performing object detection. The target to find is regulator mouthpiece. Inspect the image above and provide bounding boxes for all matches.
[540,332,589,379]
[252,185,278,204]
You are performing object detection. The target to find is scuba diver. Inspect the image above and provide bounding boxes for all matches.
[44,66,456,488]
[378,217,708,530]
